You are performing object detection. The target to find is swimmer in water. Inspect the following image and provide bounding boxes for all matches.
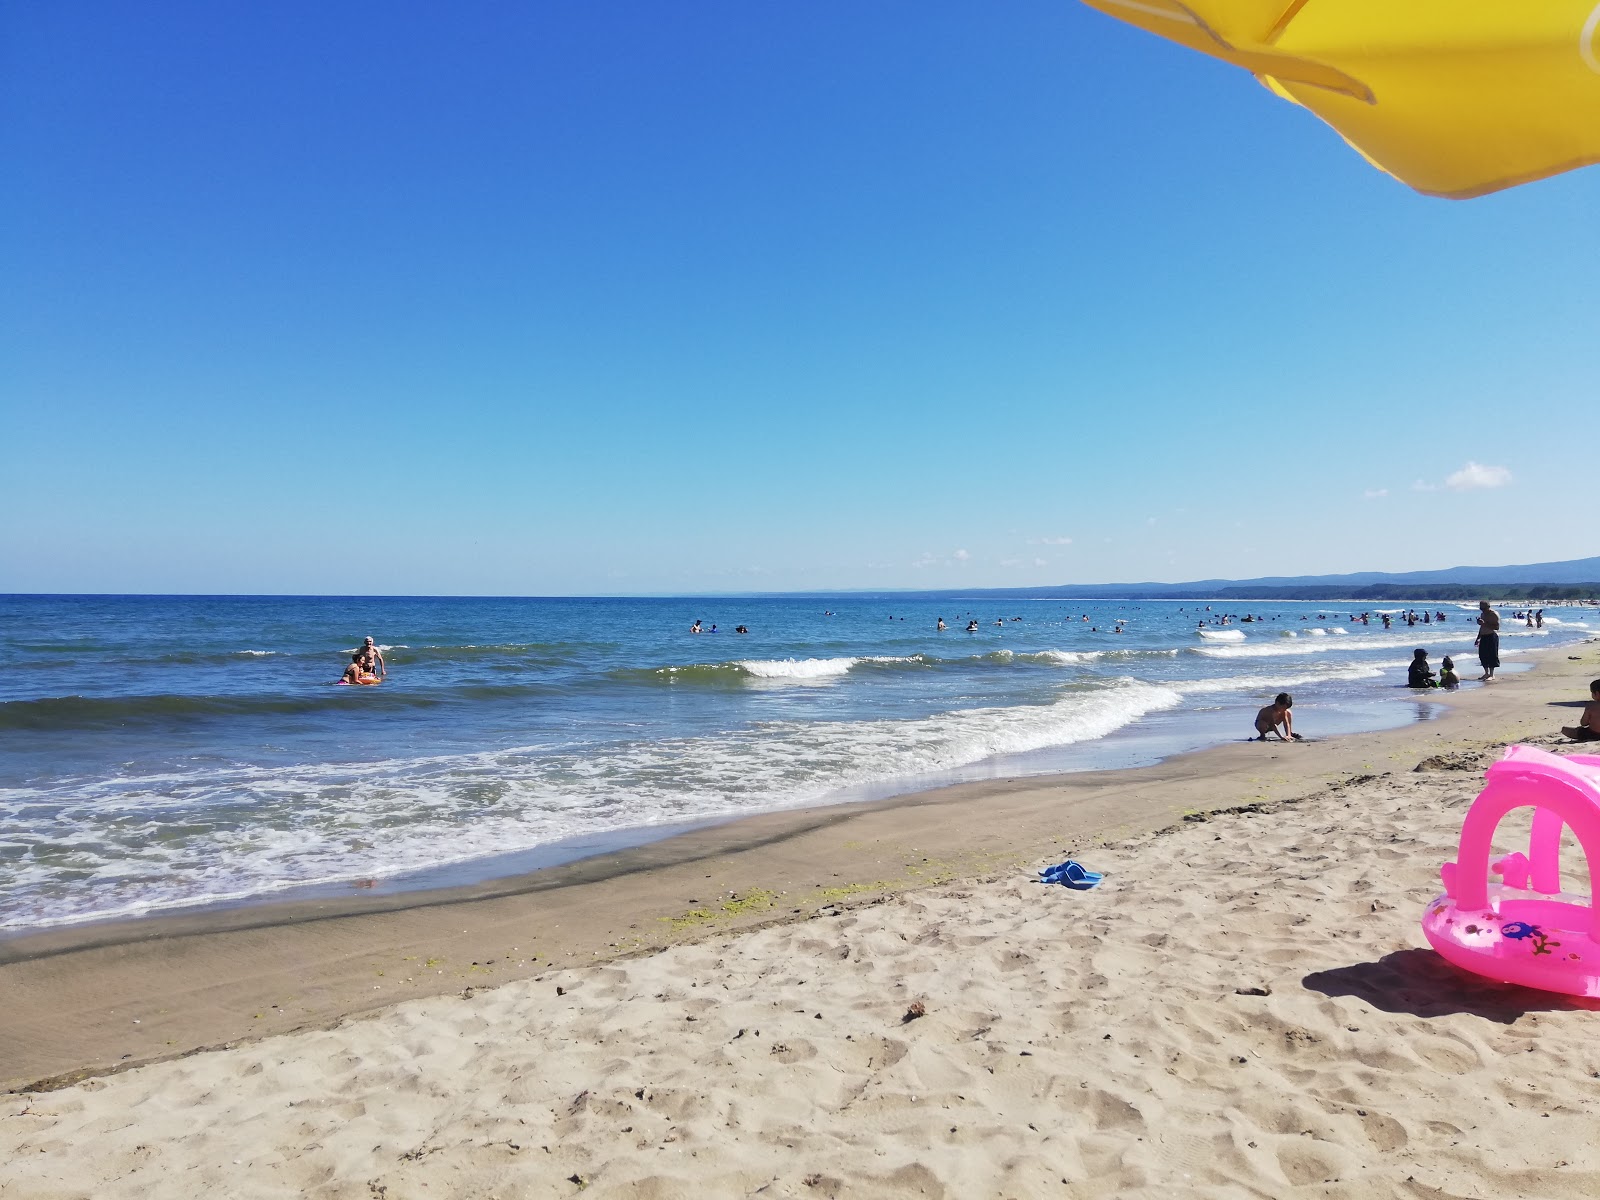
[357,637,385,677]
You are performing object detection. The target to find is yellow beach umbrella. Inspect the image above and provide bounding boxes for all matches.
[1080,0,1600,198]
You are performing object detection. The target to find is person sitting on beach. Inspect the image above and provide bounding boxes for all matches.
[1438,656,1459,688]
[356,636,385,677]
[1407,648,1437,689]
[1562,681,1600,742]
[1254,693,1299,742]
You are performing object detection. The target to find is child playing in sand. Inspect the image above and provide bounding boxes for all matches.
[1561,680,1600,742]
[1438,656,1459,688]
[1254,693,1300,741]
[1407,648,1437,689]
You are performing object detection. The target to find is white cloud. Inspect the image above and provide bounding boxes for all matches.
[999,557,1022,568]
[1411,479,1437,492]
[913,549,972,569]
[1363,488,1389,499]
[1030,536,1073,546]
[1445,461,1512,491]
[1033,557,1047,567]
[1146,517,1158,526]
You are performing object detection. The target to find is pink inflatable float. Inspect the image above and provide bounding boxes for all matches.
[1424,745,1600,997]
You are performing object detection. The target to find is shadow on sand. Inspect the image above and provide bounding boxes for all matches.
[1303,948,1600,1023]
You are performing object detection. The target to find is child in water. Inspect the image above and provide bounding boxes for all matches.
[1407,648,1437,689]
[1438,656,1459,688]
[1254,693,1300,741]
[1561,680,1600,742]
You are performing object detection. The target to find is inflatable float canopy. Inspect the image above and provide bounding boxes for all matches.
[1424,745,1600,997]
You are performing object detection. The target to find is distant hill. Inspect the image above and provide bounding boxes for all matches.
[941,555,1600,601]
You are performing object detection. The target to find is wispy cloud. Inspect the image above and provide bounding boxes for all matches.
[1445,461,1512,491]
[913,549,972,569]
[1411,461,1512,493]
[1029,536,1073,546]
[1363,488,1389,499]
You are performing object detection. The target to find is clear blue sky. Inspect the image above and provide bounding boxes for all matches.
[4,2,1597,595]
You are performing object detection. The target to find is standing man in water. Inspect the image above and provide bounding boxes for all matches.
[1475,600,1500,682]
[357,636,386,678]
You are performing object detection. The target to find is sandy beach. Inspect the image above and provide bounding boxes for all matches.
[7,640,1600,1197]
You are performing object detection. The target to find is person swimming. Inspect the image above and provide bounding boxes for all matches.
[338,653,379,685]
[356,636,385,677]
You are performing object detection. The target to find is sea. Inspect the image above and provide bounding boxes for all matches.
[1,594,1590,935]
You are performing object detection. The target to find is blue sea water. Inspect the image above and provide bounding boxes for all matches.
[0,594,1588,932]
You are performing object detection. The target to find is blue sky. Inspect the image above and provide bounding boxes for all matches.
[3,2,1597,595]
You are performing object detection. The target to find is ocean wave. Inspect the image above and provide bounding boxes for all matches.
[0,690,456,731]
[0,677,1183,929]
[1173,663,1387,695]
[237,650,277,657]
[1196,629,1246,642]
[738,657,861,680]
[1188,629,1485,659]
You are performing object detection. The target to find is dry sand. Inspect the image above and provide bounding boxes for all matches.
[6,641,1600,1198]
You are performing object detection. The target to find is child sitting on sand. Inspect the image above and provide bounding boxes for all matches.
[1407,648,1437,689]
[1254,693,1300,741]
[1561,680,1600,742]
[1438,656,1459,688]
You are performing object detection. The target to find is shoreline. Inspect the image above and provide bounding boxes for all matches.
[4,636,1596,1093]
[0,649,1468,937]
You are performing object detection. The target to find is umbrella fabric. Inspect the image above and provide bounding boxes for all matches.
[1081,0,1600,198]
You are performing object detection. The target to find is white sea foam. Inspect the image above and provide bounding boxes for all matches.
[0,678,1183,930]
[1189,630,1481,659]
[236,650,276,657]
[1197,629,1246,642]
[737,657,859,680]
[1172,663,1386,695]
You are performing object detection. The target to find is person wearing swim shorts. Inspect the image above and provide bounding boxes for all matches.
[1475,600,1500,681]
[356,636,385,678]
[1254,693,1300,741]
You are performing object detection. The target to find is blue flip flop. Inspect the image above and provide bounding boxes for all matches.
[1038,860,1104,889]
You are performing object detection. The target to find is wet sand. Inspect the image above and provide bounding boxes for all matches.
[4,638,1600,1196]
